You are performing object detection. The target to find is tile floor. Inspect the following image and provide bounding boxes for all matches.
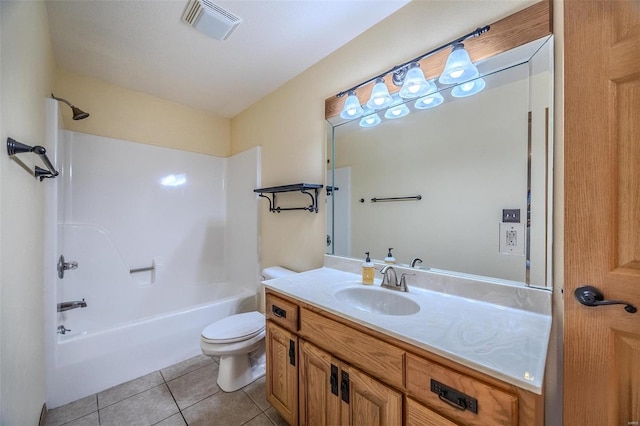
[45,355,288,426]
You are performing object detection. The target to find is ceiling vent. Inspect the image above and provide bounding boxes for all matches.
[181,0,242,41]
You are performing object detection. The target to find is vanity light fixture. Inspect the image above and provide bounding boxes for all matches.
[335,25,489,114]
[384,103,410,119]
[366,78,394,110]
[340,91,365,119]
[398,63,430,99]
[359,113,382,128]
[414,91,444,109]
[451,77,486,97]
[438,43,480,85]
[384,95,410,119]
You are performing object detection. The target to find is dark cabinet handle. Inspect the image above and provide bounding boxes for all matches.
[272,305,287,318]
[340,371,350,404]
[330,364,338,396]
[288,340,296,366]
[574,286,637,313]
[431,379,477,414]
[438,392,467,411]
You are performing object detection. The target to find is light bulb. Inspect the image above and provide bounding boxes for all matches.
[340,91,364,119]
[399,64,430,99]
[451,78,486,98]
[439,43,479,85]
[366,78,393,110]
[359,113,381,128]
[384,104,410,119]
[415,92,444,109]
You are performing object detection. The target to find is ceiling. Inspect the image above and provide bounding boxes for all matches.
[46,0,410,118]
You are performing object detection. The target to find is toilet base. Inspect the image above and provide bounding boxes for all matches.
[217,347,266,392]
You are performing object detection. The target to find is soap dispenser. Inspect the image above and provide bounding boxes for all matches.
[384,248,396,264]
[362,252,374,285]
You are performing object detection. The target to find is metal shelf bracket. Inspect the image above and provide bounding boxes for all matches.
[254,183,323,213]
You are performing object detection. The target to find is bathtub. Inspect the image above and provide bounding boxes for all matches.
[43,111,261,409]
[47,285,256,408]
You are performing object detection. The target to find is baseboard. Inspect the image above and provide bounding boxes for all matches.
[38,403,47,426]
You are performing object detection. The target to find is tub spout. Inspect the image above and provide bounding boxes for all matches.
[57,299,87,312]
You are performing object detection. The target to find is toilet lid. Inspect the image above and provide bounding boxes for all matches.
[202,311,265,343]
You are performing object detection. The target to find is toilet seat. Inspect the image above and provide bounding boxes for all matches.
[201,311,265,344]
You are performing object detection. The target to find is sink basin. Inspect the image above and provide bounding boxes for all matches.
[334,286,420,316]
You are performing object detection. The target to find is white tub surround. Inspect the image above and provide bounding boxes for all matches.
[44,102,263,408]
[263,257,552,394]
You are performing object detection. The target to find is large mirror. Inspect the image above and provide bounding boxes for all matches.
[326,36,553,289]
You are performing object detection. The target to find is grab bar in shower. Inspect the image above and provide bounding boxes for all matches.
[6,137,59,181]
[130,265,155,274]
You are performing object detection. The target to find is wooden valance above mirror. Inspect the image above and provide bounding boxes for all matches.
[324,0,552,120]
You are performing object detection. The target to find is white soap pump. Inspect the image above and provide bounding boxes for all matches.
[384,248,396,264]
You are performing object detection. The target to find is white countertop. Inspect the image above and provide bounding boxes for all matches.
[263,266,551,394]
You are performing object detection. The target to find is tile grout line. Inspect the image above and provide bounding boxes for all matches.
[97,381,168,412]
[160,370,188,425]
[52,356,239,426]
[96,394,101,426]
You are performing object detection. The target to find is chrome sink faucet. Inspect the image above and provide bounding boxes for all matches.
[380,266,412,292]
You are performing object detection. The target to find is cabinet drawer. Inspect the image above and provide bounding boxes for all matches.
[406,353,518,426]
[300,308,404,389]
[407,397,459,426]
[266,293,299,332]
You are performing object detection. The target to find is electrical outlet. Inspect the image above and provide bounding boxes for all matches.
[499,223,525,255]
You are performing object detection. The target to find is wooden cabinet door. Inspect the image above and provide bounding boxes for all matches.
[299,340,341,426]
[266,321,298,425]
[341,364,403,426]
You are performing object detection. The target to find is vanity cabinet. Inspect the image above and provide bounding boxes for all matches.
[265,321,298,425]
[265,289,543,426]
[299,339,402,425]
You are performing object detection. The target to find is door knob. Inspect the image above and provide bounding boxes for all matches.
[574,286,637,313]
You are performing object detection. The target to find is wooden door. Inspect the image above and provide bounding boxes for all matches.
[266,322,298,425]
[341,364,402,426]
[564,1,640,424]
[299,340,341,426]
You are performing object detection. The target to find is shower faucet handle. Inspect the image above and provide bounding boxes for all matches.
[57,255,79,279]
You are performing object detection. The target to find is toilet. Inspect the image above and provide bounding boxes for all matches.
[200,266,295,392]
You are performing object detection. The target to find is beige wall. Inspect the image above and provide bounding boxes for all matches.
[231,0,539,272]
[0,1,56,423]
[55,68,231,156]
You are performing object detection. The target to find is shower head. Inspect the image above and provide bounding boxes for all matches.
[51,93,90,120]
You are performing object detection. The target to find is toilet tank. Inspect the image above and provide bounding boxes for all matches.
[262,266,296,281]
[260,266,296,313]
